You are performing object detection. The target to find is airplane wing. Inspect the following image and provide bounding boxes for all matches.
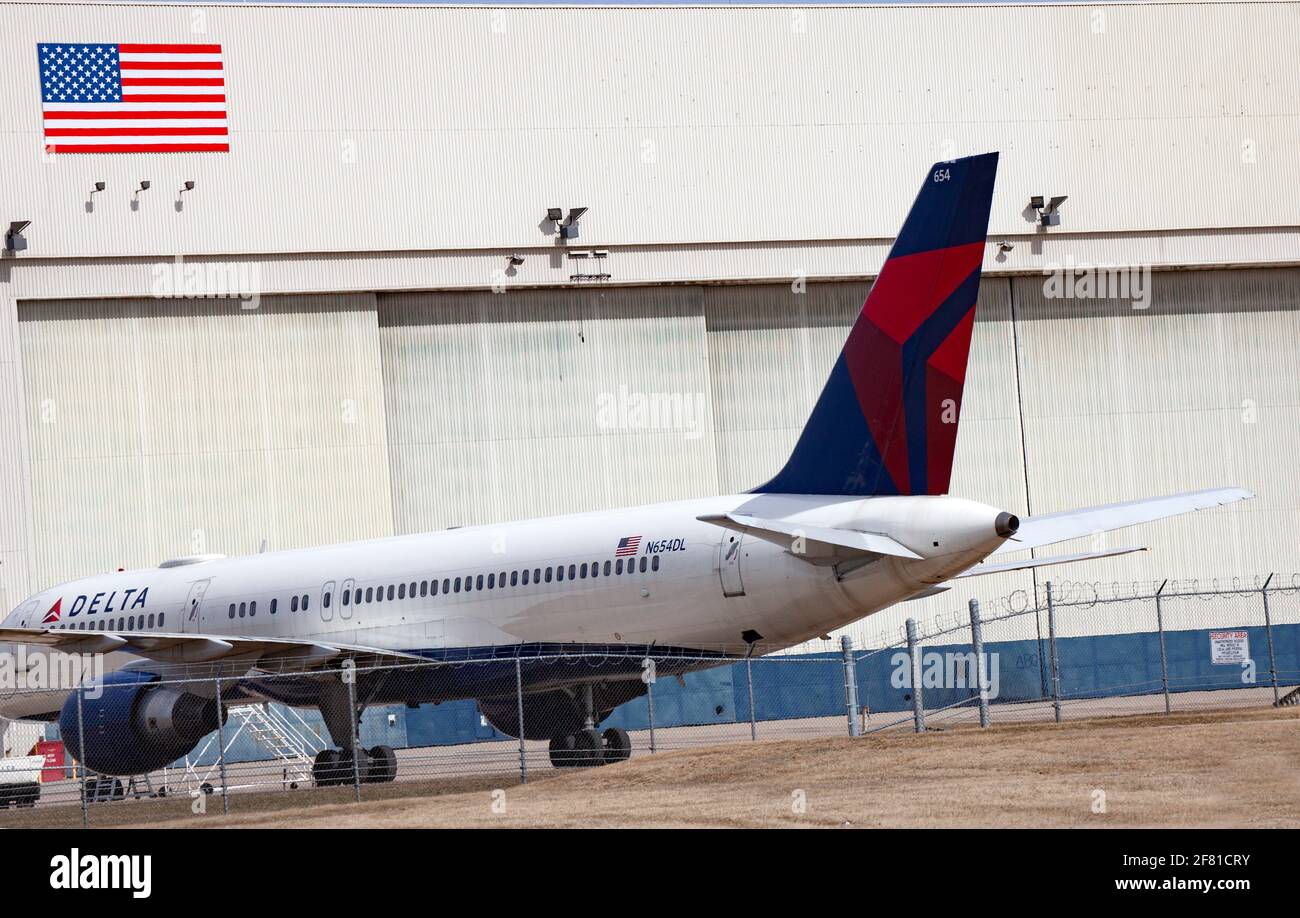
[697,512,922,565]
[0,628,422,670]
[991,486,1253,556]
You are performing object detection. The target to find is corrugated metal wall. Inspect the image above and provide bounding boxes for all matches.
[18,294,393,589]
[3,2,1298,259]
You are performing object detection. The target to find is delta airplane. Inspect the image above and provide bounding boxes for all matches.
[0,153,1250,784]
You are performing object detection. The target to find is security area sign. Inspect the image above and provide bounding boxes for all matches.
[1210,630,1250,665]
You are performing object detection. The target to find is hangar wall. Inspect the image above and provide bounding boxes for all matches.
[15,267,1300,644]
[2,1,1297,646]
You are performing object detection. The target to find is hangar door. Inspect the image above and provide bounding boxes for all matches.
[18,294,394,591]
[378,287,719,534]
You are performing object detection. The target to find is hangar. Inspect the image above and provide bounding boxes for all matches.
[0,0,1297,665]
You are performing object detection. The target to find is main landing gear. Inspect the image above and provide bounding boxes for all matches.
[312,676,399,788]
[312,745,397,787]
[548,684,633,768]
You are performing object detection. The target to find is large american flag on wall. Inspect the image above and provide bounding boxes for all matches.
[37,42,229,153]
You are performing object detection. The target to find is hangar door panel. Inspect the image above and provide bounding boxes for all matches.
[19,295,393,591]
[379,288,718,533]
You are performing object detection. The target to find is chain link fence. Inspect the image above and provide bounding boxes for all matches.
[2,573,1297,826]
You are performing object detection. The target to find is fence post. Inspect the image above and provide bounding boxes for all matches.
[345,665,362,803]
[1046,582,1062,723]
[840,636,861,737]
[1261,573,1278,703]
[968,600,990,728]
[514,656,527,783]
[76,684,89,829]
[213,672,230,815]
[645,658,657,754]
[1154,579,1171,714]
[905,618,925,733]
[744,647,758,741]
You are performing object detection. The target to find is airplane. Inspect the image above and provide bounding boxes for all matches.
[0,151,1251,785]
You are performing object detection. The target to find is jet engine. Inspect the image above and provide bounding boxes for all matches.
[58,669,226,776]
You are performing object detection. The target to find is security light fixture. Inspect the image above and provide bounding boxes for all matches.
[5,220,31,252]
[566,207,588,224]
[138,180,151,192]
[546,207,564,222]
[507,254,525,266]
[92,181,106,193]
[997,241,1014,253]
[1031,194,1068,227]
[181,180,196,192]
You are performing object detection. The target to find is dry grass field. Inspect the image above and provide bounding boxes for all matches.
[11,705,1288,829]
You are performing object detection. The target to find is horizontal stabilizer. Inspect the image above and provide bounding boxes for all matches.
[992,487,1253,556]
[957,545,1147,578]
[697,512,921,566]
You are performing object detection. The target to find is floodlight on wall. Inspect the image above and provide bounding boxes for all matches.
[546,207,564,222]
[5,220,31,252]
[1031,194,1068,227]
[92,181,106,193]
[181,180,196,192]
[507,254,525,266]
[138,180,151,192]
[560,206,588,239]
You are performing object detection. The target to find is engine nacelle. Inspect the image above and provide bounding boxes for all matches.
[59,669,225,776]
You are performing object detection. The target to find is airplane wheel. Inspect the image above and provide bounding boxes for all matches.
[312,749,343,787]
[602,727,632,764]
[573,728,604,767]
[365,745,397,784]
[549,733,577,768]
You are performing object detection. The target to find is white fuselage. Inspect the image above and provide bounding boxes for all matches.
[0,492,1011,718]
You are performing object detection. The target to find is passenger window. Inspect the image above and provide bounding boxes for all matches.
[511,571,519,586]
[533,568,541,583]
[364,587,372,603]
[291,595,299,613]
[250,601,257,617]
[555,566,564,582]
[639,557,647,573]
[302,595,310,611]
[442,578,450,594]
[521,570,529,585]
[603,560,612,576]
[229,604,235,619]
[615,559,623,575]
[652,555,660,571]
[545,567,553,583]
[568,564,576,580]
[454,577,462,593]
[488,573,495,589]
[398,583,406,600]
[159,613,165,628]
[239,603,246,618]
[324,591,331,608]
[476,574,484,590]
[580,563,588,578]
[386,585,394,601]
[341,591,348,607]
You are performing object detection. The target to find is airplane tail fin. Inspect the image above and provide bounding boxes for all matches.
[754,151,998,497]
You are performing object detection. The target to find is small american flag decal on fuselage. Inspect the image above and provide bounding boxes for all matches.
[614,536,641,557]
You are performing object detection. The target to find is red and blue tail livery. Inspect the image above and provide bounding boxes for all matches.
[755,152,999,497]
